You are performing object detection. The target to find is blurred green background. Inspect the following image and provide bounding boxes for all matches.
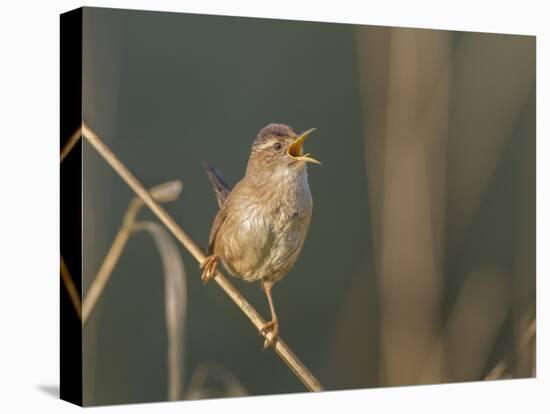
[78,7,535,406]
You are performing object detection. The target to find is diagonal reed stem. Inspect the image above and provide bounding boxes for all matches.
[60,256,82,320]
[60,128,83,163]
[81,222,132,323]
[76,123,323,392]
[60,133,84,321]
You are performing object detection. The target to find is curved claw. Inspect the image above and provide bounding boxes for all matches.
[260,320,279,349]
[200,255,218,284]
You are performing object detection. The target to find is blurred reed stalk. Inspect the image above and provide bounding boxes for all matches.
[357,27,451,385]
[354,27,535,387]
[64,123,323,392]
[485,317,536,380]
[133,220,188,400]
[446,33,536,244]
[60,256,82,319]
[422,265,511,382]
[185,362,247,399]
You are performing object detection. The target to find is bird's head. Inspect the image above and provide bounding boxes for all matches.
[247,123,320,174]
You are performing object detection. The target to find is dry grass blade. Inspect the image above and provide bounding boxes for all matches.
[60,256,82,320]
[126,181,183,223]
[60,131,84,320]
[185,362,247,399]
[81,226,131,323]
[485,361,512,380]
[485,317,536,380]
[519,318,536,352]
[133,221,187,401]
[80,122,324,392]
[81,179,183,324]
[60,128,82,162]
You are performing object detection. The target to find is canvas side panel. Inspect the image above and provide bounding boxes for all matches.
[60,7,83,407]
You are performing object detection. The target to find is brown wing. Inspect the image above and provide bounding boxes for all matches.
[204,162,233,254]
[203,161,231,208]
[207,199,229,255]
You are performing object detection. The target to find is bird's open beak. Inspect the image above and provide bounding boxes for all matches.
[287,128,321,165]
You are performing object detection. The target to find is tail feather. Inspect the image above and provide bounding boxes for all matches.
[203,161,231,208]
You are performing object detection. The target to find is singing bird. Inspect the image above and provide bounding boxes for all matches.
[201,123,320,348]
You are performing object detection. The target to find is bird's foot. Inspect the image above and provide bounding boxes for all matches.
[200,255,218,284]
[260,319,279,349]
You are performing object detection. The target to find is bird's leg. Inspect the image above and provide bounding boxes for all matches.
[260,280,279,349]
[200,255,218,284]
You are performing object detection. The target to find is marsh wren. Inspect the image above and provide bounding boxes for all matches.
[201,123,320,348]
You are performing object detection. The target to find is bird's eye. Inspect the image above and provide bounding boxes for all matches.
[273,142,282,151]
